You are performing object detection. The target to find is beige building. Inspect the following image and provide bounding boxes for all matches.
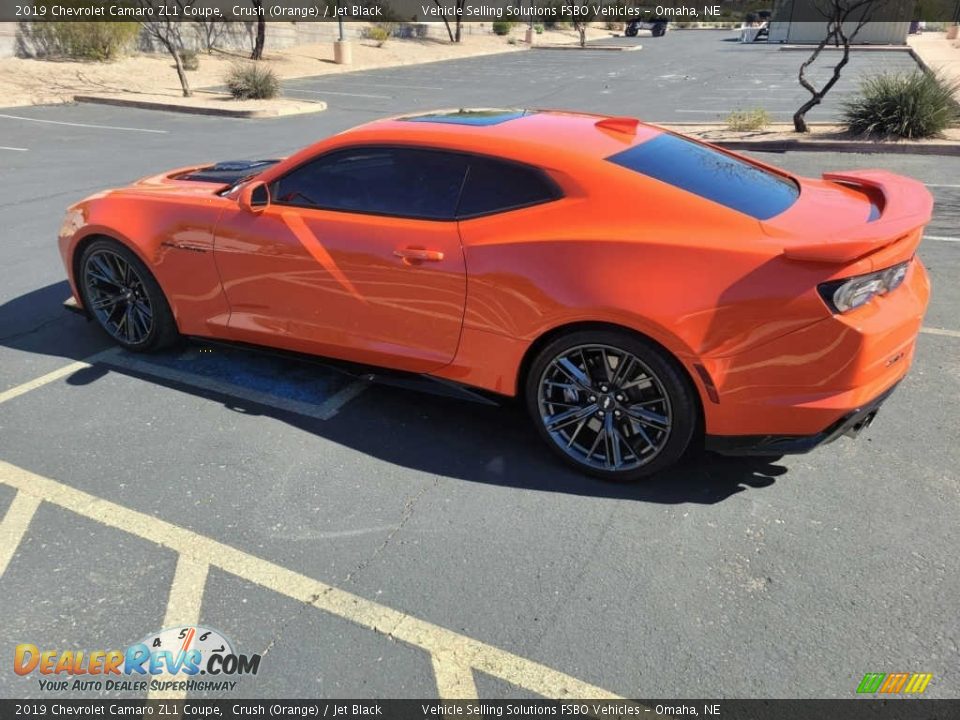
[768,0,912,45]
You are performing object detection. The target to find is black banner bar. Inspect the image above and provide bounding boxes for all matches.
[1,0,958,24]
[0,699,957,720]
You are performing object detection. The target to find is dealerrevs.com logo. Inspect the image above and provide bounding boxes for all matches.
[14,626,261,693]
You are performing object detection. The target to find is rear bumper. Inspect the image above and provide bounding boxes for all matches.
[696,258,929,437]
[705,381,899,456]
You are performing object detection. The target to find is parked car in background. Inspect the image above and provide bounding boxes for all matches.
[625,17,668,37]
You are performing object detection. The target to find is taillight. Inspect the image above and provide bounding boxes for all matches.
[817,260,910,313]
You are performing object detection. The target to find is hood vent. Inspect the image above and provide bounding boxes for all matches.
[176,159,280,185]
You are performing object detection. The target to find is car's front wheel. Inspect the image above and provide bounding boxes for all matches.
[79,238,179,352]
[525,329,698,481]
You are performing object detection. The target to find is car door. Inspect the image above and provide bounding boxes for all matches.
[212,146,469,373]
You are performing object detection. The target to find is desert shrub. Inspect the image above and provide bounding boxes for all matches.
[492,20,514,36]
[726,107,770,131]
[843,71,959,138]
[24,21,139,60]
[367,26,391,46]
[225,62,280,100]
[180,48,199,71]
[534,24,544,34]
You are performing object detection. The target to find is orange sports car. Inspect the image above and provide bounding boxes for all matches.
[59,109,932,481]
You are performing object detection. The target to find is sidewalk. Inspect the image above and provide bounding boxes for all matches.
[908,31,960,100]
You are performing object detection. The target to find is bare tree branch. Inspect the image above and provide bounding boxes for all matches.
[793,0,887,132]
[138,0,198,97]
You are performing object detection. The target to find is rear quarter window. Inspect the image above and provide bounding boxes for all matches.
[607,134,799,220]
[457,157,561,218]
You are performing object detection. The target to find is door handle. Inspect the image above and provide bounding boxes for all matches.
[394,248,444,263]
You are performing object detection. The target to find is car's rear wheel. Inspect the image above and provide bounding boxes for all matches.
[525,329,697,481]
[79,239,179,352]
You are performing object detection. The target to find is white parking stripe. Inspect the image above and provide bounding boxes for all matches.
[924,235,960,243]
[0,113,168,134]
[283,88,392,99]
[315,81,444,91]
[925,184,960,189]
[921,327,960,338]
[0,146,28,152]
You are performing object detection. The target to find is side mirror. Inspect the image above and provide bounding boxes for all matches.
[238,181,270,214]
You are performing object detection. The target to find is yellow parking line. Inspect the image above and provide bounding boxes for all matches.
[0,491,41,577]
[0,354,106,405]
[0,459,624,701]
[432,654,480,700]
[148,556,211,700]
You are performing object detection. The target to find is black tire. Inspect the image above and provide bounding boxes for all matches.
[652,24,666,37]
[624,26,638,37]
[524,329,698,482]
[78,238,179,352]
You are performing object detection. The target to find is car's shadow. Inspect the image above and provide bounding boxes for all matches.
[2,282,787,504]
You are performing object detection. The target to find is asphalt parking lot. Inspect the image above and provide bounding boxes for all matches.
[276,30,920,122]
[0,36,958,701]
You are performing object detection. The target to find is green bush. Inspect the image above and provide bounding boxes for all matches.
[25,21,139,60]
[367,26,391,47]
[726,107,770,131]
[843,71,959,138]
[180,49,199,72]
[492,20,514,36]
[225,62,280,100]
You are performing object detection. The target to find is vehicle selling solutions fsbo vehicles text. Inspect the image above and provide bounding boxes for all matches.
[418,4,719,19]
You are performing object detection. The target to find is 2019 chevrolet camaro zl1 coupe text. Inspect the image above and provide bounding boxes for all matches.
[59,109,932,481]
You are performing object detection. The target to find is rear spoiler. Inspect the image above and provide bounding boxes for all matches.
[781,170,933,264]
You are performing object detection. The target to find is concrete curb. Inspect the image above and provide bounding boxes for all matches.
[532,44,642,51]
[655,123,960,155]
[708,138,960,155]
[73,95,327,119]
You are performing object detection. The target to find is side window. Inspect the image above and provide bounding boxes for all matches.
[271,148,468,220]
[457,157,561,218]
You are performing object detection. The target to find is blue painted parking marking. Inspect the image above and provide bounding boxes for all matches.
[96,343,367,421]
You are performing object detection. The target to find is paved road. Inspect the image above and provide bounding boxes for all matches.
[0,45,957,701]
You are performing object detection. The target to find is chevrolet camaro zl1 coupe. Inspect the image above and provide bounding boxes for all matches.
[59,109,932,481]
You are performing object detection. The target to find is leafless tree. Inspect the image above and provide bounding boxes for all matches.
[792,0,889,132]
[192,18,228,53]
[433,0,465,42]
[138,0,197,97]
[572,11,599,48]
